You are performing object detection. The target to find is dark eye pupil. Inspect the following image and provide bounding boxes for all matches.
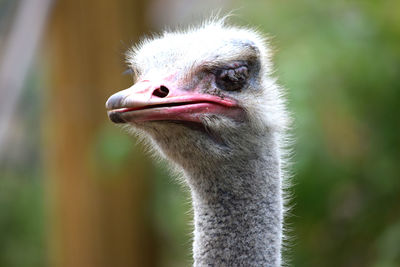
[216,65,249,91]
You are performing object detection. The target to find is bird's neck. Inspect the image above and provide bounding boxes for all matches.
[187,140,283,267]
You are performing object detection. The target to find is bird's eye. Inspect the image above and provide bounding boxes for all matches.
[215,65,249,91]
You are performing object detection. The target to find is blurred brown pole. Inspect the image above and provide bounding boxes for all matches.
[45,0,157,267]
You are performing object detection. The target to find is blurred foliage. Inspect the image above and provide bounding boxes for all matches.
[0,65,45,267]
[1,0,400,266]
[0,173,45,267]
[231,0,400,266]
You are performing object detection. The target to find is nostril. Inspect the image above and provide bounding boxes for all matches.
[152,85,169,98]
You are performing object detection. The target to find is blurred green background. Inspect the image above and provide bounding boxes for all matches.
[0,0,399,266]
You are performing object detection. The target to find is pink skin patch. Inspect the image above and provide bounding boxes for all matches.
[106,74,242,124]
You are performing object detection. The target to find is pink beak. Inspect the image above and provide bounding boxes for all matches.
[105,77,240,124]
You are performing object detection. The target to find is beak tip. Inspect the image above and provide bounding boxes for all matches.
[105,93,121,110]
[105,98,112,110]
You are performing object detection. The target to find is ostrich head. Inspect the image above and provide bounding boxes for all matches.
[106,20,288,177]
[106,20,290,266]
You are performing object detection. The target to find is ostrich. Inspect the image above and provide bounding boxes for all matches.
[106,19,290,266]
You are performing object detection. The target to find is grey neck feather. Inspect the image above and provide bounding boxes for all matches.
[182,137,283,267]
